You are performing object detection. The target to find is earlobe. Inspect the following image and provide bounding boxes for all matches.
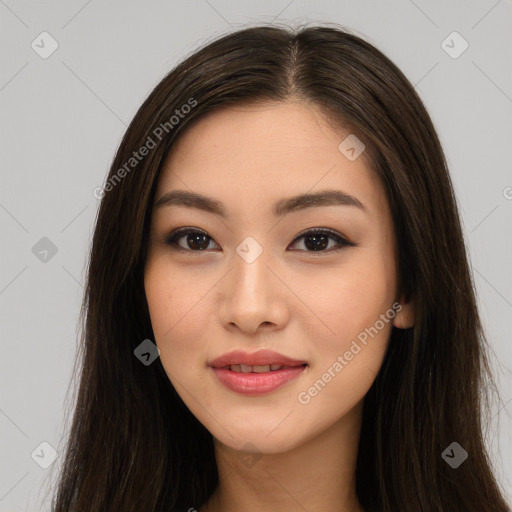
[393,298,415,329]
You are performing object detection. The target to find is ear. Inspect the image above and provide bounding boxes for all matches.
[392,295,415,329]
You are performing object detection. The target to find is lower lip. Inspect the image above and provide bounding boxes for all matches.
[211,365,307,395]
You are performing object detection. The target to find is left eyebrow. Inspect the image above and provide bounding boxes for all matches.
[273,189,366,215]
[154,189,366,217]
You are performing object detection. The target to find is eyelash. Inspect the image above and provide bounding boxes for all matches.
[163,227,355,256]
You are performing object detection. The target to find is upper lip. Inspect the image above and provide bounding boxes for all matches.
[209,349,308,368]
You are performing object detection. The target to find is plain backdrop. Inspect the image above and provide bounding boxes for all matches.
[0,1,511,510]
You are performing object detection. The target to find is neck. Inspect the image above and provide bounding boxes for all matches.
[200,400,365,512]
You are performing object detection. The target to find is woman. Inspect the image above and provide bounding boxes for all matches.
[50,24,511,511]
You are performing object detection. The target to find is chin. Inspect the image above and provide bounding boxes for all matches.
[208,422,304,455]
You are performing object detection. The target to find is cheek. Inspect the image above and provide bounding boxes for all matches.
[297,248,396,394]
[300,249,396,346]
[297,290,393,424]
[144,260,209,377]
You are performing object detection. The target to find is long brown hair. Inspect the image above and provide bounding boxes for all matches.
[49,23,511,511]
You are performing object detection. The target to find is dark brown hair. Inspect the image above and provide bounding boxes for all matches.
[49,23,511,511]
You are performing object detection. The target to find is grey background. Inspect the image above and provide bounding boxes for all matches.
[1,0,511,510]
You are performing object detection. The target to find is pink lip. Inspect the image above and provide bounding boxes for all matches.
[209,349,307,368]
[209,349,308,396]
[211,365,307,395]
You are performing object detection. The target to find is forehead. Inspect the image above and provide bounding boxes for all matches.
[155,100,386,218]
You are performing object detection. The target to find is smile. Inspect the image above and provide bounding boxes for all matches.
[211,364,308,395]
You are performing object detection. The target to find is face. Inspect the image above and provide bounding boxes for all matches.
[144,100,413,454]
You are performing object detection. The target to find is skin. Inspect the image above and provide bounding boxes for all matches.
[144,99,414,512]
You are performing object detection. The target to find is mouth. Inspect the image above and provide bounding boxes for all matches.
[218,363,307,373]
[208,349,309,395]
[210,362,308,395]
[209,349,308,369]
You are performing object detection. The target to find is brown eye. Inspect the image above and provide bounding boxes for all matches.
[288,228,354,253]
[164,227,354,255]
[165,228,219,252]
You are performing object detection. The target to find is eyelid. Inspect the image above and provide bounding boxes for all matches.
[291,227,352,246]
[164,226,219,255]
[163,226,354,254]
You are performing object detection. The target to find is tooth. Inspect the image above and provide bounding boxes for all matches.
[230,364,242,372]
[252,365,271,373]
[240,364,253,373]
[270,364,282,371]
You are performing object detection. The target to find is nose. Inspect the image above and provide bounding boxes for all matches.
[218,241,289,335]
